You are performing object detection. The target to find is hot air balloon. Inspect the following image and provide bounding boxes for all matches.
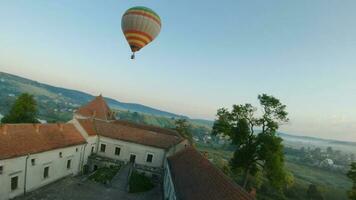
[121,6,162,59]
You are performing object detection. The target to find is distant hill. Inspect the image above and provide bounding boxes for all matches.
[1,71,353,149]
[278,132,356,146]
[0,71,187,121]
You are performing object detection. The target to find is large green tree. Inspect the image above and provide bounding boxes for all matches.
[307,184,324,200]
[1,93,38,123]
[347,162,356,200]
[212,94,288,190]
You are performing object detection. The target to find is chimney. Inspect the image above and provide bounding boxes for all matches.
[250,188,257,198]
[57,123,64,132]
[202,151,209,159]
[1,125,8,135]
[35,124,40,133]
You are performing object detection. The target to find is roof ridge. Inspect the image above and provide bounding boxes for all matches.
[97,95,108,121]
[112,120,179,136]
[75,95,115,121]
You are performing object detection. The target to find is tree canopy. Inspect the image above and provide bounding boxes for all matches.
[306,184,324,200]
[212,94,289,190]
[1,93,38,123]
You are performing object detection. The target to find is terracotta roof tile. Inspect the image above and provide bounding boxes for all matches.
[77,119,97,136]
[168,147,254,200]
[75,95,115,121]
[0,124,86,160]
[112,120,179,136]
[77,119,182,149]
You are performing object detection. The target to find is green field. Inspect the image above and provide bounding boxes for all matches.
[286,161,351,200]
[196,143,352,200]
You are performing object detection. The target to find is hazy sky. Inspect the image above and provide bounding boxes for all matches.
[0,0,355,141]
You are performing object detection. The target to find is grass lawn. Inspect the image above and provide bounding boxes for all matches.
[129,171,154,193]
[286,161,351,200]
[196,144,352,200]
[89,166,120,184]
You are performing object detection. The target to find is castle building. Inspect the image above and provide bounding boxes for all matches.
[0,95,253,200]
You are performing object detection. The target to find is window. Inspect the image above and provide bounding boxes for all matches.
[31,159,36,166]
[115,147,121,156]
[67,160,71,169]
[43,166,49,179]
[0,165,3,174]
[100,144,106,152]
[91,146,94,154]
[146,154,153,163]
[11,176,18,191]
[130,154,136,163]
[76,148,78,152]
[59,152,63,158]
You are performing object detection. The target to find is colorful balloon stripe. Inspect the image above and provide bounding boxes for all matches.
[126,36,149,45]
[124,30,154,41]
[124,11,161,26]
[127,6,160,20]
[122,6,161,54]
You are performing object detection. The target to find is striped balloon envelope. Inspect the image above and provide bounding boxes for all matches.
[121,6,161,59]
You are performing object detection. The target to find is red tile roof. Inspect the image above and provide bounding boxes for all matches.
[0,124,86,160]
[77,119,97,136]
[112,120,179,136]
[75,95,115,121]
[77,119,183,149]
[168,147,254,200]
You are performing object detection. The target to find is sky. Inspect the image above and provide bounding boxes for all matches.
[0,0,355,141]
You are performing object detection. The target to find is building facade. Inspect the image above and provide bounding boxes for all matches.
[0,124,86,200]
[0,95,252,200]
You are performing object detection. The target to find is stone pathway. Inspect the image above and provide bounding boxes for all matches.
[15,164,162,200]
[110,162,132,191]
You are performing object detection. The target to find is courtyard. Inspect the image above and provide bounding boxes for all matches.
[14,165,162,200]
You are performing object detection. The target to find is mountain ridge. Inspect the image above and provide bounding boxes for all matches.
[0,71,187,119]
[0,71,354,144]
[278,132,356,146]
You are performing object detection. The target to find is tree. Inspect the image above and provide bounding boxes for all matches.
[307,184,324,200]
[327,146,333,155]
[175,119,193,143]
[212,94,288,190]
[347,162,356,200]
[1,93,38,123]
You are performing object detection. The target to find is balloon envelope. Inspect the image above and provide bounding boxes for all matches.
[121,6,161,55]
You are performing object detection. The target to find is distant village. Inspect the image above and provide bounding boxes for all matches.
[285,146,355,173]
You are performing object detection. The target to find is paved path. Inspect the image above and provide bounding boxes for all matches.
[111,163,132,191]
[15,164,162,200]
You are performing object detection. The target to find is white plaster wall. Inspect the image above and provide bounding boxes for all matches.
[0,156,26,200]
[84,137,98,163]
[69,118,98,165]
[163,161,177,200]
[97,136,166,168]
[0,144,84,200]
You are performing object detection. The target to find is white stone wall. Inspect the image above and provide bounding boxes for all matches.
[0,144,84,200]
[70,118,99,165]
[163,160,177,200]
[97,136,166,168]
